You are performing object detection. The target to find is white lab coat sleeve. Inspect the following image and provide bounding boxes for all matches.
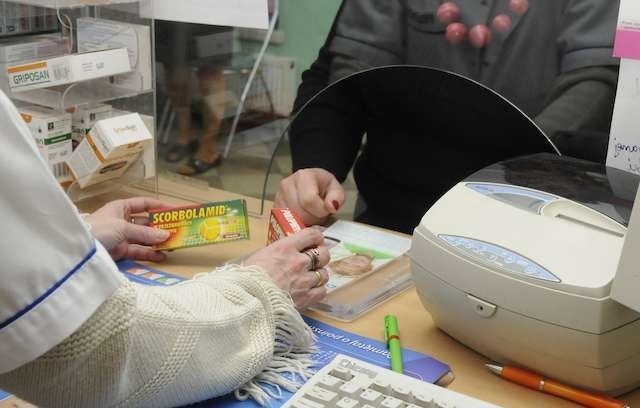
[0,91,121,374]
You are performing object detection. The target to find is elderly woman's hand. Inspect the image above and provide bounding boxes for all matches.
[245,228,331,310]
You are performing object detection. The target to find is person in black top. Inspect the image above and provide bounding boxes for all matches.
[275,0,620,233]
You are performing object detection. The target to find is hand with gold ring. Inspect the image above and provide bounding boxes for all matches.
[245,228,330,310]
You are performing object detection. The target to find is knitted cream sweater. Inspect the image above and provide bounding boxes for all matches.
[0,265,316,408]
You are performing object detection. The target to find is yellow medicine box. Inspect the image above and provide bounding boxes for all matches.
[149,200,250,250]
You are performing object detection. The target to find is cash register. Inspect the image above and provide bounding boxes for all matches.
[410,153,640,395]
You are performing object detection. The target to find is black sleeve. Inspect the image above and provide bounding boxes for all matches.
[289,1,368,182]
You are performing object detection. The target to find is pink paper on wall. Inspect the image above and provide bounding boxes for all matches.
[614,29,640,60]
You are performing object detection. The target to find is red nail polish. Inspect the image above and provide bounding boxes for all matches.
[332,200,340,210]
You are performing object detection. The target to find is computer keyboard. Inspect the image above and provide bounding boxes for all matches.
[283,354,500,408]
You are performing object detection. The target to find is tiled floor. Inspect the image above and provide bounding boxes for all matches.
[157,116,359,221]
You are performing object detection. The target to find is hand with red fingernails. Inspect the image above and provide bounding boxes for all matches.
[437,0,529,48]
[274,168,345,227]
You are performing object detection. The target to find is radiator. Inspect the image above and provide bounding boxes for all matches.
[225,53,297,117]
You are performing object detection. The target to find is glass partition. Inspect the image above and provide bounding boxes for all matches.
[152,0,343,216]
[261,65,559,222]
[154,0,288,215]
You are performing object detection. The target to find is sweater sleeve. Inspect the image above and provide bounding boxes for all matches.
[0,267,315,408]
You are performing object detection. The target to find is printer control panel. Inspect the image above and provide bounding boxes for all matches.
[466,183,558,214]
[438,235,561,283]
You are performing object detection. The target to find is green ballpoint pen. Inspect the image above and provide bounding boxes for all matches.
[384,315,404,373]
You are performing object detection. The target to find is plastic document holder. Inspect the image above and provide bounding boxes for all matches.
[310,255,414,322]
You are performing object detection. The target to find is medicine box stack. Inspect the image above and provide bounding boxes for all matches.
[149,200,250,250]
[77,17,152,91]
[0,34,69,64]
[0,33,70,92]
[66,113,152,188]
[0,2,58,37]
[19,105,72,184]
[267,208,306,245]
[6,48,130,92]
[71,103,112,149]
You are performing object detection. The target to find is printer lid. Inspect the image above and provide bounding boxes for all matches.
[465,153,640,227]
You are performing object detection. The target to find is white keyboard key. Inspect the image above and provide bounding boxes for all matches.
[380,396,404,408]
[370,378,390,393]
[391,384,412,401]
[434,402,457,408]
[336,397,359,408]
[413,391,435,407]
[339,381,362,397]
[359,388,384,405]
[330,366,353,381]
[318,375,343,391]
[407,404,423,408]
[305,386,338,404]
[292,397,325,408]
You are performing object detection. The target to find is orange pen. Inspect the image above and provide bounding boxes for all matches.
[486,364,629,408]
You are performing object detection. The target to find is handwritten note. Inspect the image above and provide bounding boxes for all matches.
[139,0,268,29]
[607,59,640,174]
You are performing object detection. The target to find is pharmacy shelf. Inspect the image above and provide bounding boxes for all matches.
[2,46,149,109]
[66,155,150,202]
[4,0,138,8]
[7,78,150,109]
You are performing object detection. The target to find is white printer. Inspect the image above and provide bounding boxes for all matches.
[410,153,640,395]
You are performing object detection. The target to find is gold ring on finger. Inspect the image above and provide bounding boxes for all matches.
[304,248,321,271]
[312,269,324,288]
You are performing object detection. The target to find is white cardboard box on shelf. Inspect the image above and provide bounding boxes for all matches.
[77,17,152,91]
[111,108,155,178]
[111,108,155,179]
[0,3,6,35]
[0,4,58,36]
[19,105,73,183]
[4,47,130,92]
[0,33,70,64]
[71,103,112,149]
[4,0,138,8]
[3,2,31,35]
[67,112,152,188]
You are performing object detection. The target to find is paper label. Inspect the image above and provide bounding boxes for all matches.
[139,0,269,29]
[614,0,640,59]
[606,59,640,174]
[8,61,52,89]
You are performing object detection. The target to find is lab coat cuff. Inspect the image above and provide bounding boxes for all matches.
[0,242,121,374]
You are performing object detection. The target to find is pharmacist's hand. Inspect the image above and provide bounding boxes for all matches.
[245,228,330,310]
[275,168,345,227]
[86,197,170,262]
